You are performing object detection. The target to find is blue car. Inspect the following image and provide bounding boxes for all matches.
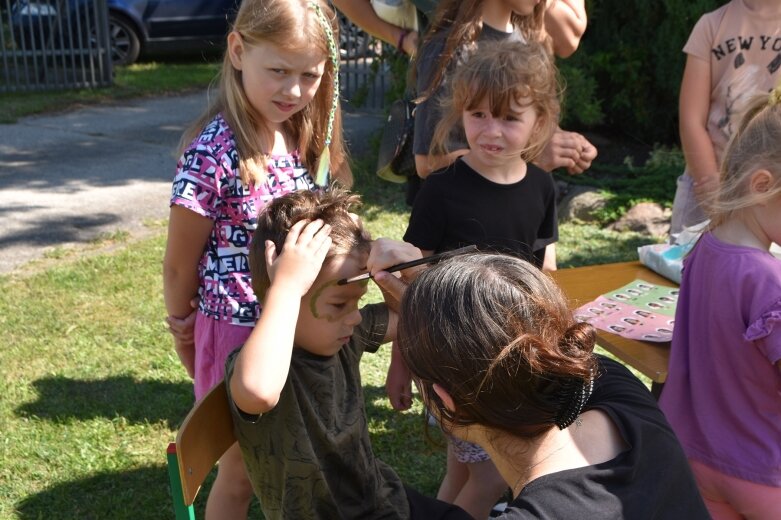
[10,0,240,66]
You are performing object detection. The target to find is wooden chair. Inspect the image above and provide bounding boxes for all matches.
[166,380,236,520]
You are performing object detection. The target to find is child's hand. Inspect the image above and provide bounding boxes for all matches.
[568,133,597,174]
[386,342,413,411]
[536,129,597,174]
[174,337,195,379]
[266,219,332,297]
[166,297,198,343]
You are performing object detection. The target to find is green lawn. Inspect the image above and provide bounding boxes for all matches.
[0,61,220,124]
[0,149,663,518]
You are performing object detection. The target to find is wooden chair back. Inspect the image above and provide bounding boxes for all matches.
[169,380,236,509]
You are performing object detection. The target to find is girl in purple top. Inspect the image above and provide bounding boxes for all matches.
[659,85,781,519]
[162,0,349,517]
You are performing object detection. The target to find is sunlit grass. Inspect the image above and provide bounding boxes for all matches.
[0,60,219,123]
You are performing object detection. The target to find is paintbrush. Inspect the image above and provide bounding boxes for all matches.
[337,245,478,285]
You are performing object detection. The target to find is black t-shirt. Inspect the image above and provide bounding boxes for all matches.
[403,158,557,267]
[499,357,710,519]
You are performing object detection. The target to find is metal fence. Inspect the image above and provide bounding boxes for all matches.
[0,4,391,106]
[1,0,112,93]
[338,13,395,111]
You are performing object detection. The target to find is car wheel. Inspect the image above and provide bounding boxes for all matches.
[108,14,140,66]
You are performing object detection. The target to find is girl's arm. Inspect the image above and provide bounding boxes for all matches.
[679,54,719,203]
[542,243,557,272]
[163,205,213,377]
[385,339,412,410]
[544,0,587,58]
[331,0,418,56]
[415,150,467,178]
[230,220,332,415]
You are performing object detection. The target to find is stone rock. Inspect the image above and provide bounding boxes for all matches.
[610,202,671,237]
[558,186,608,222]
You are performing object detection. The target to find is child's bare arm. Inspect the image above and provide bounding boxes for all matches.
[386,340,413,411]
[415,150,468,178]
[230,220,332,415]
[679,54,719,203]
[331,0,418,56]
[543,243,557,272]
[544,0,587,58]
[163,206,213,377]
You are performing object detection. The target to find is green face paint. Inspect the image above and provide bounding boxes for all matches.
[309,279,339,320]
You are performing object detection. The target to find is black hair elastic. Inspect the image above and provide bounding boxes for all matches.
[553,373,594,430]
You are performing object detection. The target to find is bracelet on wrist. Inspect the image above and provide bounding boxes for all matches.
[396,29,410,52]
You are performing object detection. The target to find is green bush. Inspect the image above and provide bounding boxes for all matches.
[558,146,684,224]
[560,0,722,143]
[365,0,724,145]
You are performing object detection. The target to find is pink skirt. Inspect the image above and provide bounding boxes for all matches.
[193,312,253,400]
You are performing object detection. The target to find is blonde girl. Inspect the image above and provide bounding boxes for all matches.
[163,0,347,517]
[659,87,781,518]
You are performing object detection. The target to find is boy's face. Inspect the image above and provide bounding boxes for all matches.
[295,250,369,356]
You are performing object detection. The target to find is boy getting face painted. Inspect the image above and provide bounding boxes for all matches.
[225,188,462,519]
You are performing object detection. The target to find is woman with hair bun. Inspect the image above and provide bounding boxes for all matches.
[373,252,709,518]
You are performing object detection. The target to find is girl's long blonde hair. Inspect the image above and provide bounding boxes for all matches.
[178,0,350,187]
[708,85,781,227]
[430,39,560,163]
[413,0,549,102]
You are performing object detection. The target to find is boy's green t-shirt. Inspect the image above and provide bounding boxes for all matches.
[225,304,409,520]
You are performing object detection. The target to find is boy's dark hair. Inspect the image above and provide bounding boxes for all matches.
[249,187,370,299]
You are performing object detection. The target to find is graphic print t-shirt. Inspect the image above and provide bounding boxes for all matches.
[171,114,316,325]
[684,0,781,163]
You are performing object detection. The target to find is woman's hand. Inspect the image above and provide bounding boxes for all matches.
[367,238,423,280]
[401,29,419,57]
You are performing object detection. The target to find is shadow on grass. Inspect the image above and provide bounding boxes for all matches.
[16,375,194,429]
[13,384,438,518]
[15,466,176,520]
[351,153,411,220]
[362,384,446,497]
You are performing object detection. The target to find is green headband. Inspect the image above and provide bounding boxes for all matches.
[310,2,340,187]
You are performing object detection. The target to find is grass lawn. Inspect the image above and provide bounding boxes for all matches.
[0,145,665,518]
[0,55,675,517]
[0,60,220,124]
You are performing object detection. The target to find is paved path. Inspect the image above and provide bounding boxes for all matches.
[0,91,384,274]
